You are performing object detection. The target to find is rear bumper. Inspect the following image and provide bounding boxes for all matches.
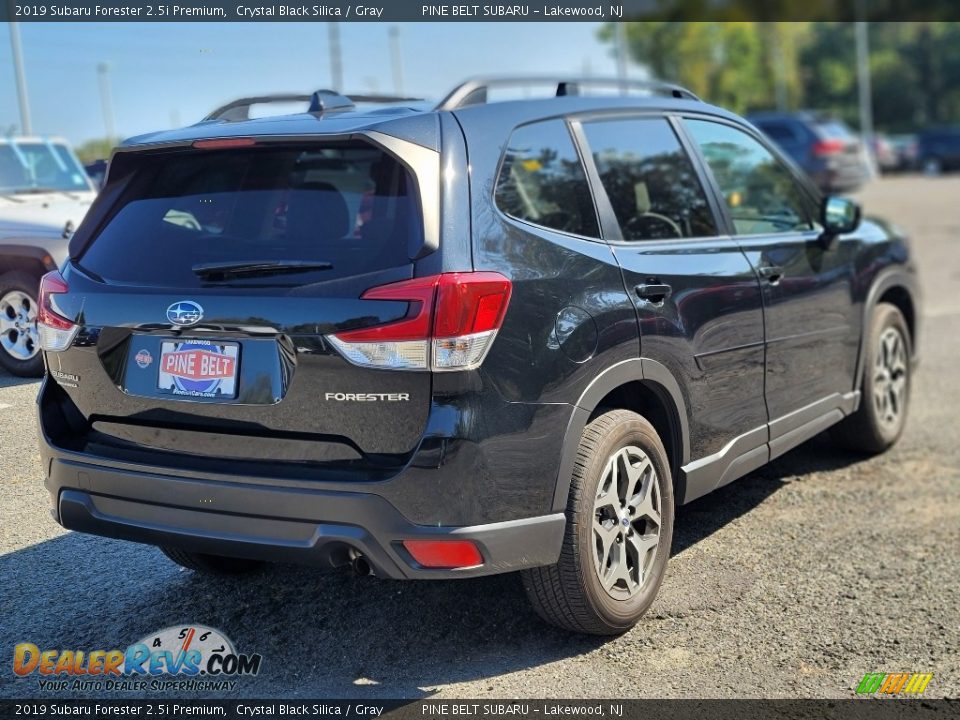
[43,452,565,579]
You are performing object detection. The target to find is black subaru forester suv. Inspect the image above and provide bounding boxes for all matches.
[37,78,919,635]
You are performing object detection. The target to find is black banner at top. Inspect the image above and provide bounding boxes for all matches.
[4,0,960,22]
[0,699,958,719]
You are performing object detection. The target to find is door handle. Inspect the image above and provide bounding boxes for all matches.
[635,283,672,303]
[758,266,784,285]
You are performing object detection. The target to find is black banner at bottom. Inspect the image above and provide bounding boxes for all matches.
[1,700,958,720]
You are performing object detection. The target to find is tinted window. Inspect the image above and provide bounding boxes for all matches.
[79,143,422,287]
[582,118,717,241]
[686,120,814,236]
[495,120,599,237]
[815,120,854,140]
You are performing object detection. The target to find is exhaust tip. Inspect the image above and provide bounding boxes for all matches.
[350,553,374,577]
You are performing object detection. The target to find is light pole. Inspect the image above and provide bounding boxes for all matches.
[855,2,876,175]
[9,22,32,134]
[97,62,116,140]
[615,22,629,94]
[328,22,343,92]
[388,25,404,96]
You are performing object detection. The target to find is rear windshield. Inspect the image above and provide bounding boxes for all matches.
[815,120,854,140]
[78,143,422,287]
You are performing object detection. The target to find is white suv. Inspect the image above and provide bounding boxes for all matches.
[0,136,97,376]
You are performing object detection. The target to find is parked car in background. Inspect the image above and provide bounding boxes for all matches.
[747,111,871,193]
[0,136,96,376]
[84,159,108,189]
[888,134,919,172]
[917,126,960,175]
[870,134,899,173]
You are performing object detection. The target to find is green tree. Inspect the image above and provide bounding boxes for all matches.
[600,22,808,116]
[601,21,960,133]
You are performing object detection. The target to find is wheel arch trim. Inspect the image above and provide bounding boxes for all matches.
[856,267,919,391]
[0,244,59,275]
[550,357,690,512]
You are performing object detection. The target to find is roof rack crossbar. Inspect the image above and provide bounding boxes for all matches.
[204,91,426,122]
[435,76,700,111]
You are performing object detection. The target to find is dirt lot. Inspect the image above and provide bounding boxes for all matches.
[0,176,957,699]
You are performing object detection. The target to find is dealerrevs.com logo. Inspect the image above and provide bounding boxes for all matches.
[13,625,262,692]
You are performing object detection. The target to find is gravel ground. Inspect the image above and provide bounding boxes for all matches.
[0,176,957,700]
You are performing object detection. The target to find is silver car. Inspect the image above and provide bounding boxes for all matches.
[0,136,97,376]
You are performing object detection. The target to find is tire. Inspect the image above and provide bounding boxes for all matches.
[0,271,44,377]
[831,303,911,454]
[521,409,674,635]
[922,157,942,176]
[160,546,265,575]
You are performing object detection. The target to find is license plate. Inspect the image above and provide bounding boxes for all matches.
[158,340,239,399]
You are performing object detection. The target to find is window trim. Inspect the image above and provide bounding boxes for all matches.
[570,112,727,246]
[674,113,825,240]
[491,117,604,243]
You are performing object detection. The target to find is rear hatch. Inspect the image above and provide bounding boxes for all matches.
[44,140,432,472]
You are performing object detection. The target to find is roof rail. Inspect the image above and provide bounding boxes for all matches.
[203,91,425,122]
[435,76,700,111]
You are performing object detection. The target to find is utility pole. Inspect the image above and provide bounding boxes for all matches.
[328,22,343,92]
[615,22,629,94]
[388,25,404,96]
[9,22,32,134]
[855,20,875,173]
[97,62,116,140]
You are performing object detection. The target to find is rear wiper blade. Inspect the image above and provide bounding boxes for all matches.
[192,260,333,280]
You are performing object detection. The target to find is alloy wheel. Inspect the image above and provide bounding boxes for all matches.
[873,325,908,429]
[592,445,662,599]
[0,290,40,361]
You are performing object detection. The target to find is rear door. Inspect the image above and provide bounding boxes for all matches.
[574,114,769,501]
[682,118,862,457]
[53,140,432,465]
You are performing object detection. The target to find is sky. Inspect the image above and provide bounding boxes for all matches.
[0,22,625,147]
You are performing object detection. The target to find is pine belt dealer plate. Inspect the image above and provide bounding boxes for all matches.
[157,340,239,399]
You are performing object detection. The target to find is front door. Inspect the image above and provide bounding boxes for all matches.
[574,115,769,502]
[683,118,862,456]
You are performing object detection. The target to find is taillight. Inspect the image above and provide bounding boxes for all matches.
[327,272,512,372]
[37,271,78,352]
[813,139,846,156]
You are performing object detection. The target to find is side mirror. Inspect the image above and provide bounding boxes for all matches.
[819,196,861,244]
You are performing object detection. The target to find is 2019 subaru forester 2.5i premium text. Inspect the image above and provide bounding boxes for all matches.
[37,80,919,634]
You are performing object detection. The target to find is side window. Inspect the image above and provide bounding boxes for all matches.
[495,120,599,238]
[582,117,718,241]
[686,119,815,236]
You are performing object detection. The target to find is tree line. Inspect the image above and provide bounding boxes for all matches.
[601,22,960,133]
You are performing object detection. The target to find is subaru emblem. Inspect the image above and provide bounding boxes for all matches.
[166,301,204,327]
